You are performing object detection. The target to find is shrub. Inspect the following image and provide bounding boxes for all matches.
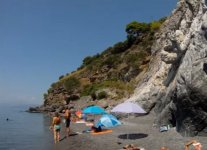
[91,92,96,100]
[125,51,148,68]
[66,95,79,102]
[82,56,93,66]
[97,91,107,99]
[126,21,150,37]
[81,84,99,97]
[43,93,48,99]
[63,77,80,93]
[81,85,93,96]
[150,21,162,31]
[59,75,64,80]
[101,47,113,55]
[111,41,128,54]
[47,88,53,93]
[101,55,119,68]
[82,53,100,67]
[51,82,57,88]
[102,80,134,94]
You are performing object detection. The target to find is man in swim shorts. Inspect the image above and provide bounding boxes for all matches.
[64,106,71,137]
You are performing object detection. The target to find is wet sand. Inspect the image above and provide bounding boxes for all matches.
[52,112,207,150]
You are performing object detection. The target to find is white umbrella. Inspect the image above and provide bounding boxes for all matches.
[111,102,146,114]
[111,101,146,139]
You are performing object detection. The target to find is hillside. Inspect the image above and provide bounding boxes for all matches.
[43,18,165,108]
[35,0,207,137]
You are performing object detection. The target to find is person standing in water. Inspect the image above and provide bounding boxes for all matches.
[64,106,71,137]
[50,112,61,144]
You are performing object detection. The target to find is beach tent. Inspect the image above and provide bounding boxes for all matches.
[111,101,146,139]
[96,114,121,128]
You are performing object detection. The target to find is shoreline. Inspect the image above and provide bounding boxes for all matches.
[50,112,207,150]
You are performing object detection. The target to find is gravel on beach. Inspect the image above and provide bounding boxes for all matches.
[51,112,207,150]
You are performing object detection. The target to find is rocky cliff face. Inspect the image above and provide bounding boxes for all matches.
[129,0,207,136]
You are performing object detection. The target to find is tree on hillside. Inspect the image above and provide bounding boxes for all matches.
[126,21,150,39]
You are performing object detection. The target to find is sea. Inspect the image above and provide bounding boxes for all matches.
[0,104,54,150]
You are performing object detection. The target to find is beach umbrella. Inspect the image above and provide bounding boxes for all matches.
[111,101,146,139]
[96,114,121,128]
[111,102,146,114]
[82,105,107,115]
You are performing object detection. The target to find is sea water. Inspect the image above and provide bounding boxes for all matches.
[0,104,53,150]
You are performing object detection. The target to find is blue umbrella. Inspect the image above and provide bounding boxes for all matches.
[96,114,121,128]
[82,105,107,115]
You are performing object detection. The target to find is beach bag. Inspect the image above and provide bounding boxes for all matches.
[160,126,168,132]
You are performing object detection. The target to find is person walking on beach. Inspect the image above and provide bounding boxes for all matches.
[50,112,61,144]
[64,106,71,137]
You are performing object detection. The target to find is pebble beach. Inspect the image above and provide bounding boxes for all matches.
[51,111,207,150]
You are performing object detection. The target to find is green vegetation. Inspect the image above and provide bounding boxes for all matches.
[81,84,99,97]
[59,75,64,80]
[111,41,129,54]
[101,55,121,68]
[97,91,107,99]
[80,80,134,99]
[44,17,166,103]
[81,53,100,68]
[125,17,166,44]
[150,21,162,31]
[63,77,80,94]
[126,21,150,38]
[125,51,148,67]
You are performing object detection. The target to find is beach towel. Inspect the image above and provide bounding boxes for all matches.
[75,120,86,123]
[85,122,94,126]
[91,129,112,135]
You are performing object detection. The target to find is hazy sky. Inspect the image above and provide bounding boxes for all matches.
[0,0,177,105]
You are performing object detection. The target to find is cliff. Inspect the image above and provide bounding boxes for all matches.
[129,0,207,136]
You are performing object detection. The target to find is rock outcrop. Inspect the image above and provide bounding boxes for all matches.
[129,0,207,136]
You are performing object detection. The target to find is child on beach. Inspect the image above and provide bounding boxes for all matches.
[50,112,61,144]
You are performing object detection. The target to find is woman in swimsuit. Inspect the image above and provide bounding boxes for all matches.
[50,112,61,144]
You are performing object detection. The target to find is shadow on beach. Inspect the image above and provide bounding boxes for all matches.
[59,133,78,142]
[69,133,78,137]
[118,133,148,140]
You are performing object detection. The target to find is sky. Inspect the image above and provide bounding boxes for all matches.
[0,0,178,106]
